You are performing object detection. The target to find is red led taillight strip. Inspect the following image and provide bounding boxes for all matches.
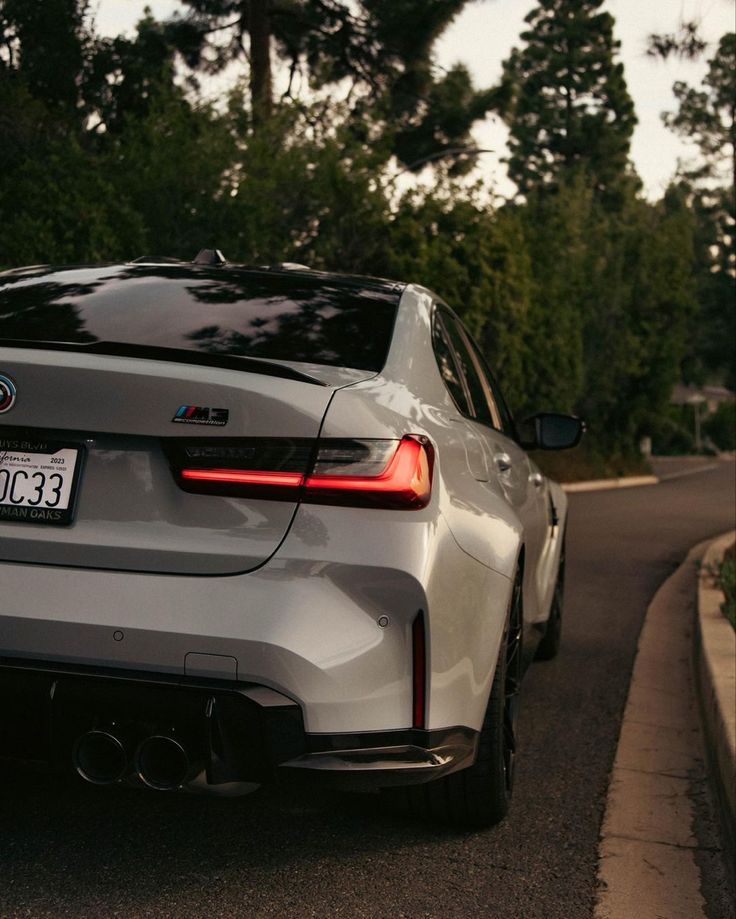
[304,436,432,509]
[178,435,433,509]
[181,469,304,487]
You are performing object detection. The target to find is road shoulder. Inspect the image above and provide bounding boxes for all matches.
[595,538,733,919]
[695,532,736,861]
[561,456,727,493]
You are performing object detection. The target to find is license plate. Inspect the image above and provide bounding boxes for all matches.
[0,442,84,526]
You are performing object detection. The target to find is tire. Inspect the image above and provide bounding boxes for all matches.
[384,570,523,828]
[535,533,566,661]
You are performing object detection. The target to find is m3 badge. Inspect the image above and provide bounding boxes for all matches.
[172,405,229,426]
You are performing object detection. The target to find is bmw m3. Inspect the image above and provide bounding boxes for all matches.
[0,253,582,826]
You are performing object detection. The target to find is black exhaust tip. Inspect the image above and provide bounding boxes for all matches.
[135,735,190,790]
[74,730,128,785]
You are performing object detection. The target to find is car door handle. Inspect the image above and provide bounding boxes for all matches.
[529,472,544,488]
[494,453,513,473]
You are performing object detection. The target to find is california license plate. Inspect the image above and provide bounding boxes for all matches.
[0,441,84,526]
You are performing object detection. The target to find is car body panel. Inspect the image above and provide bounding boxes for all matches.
[0,507,511,734]
[0,262,569,793]
[0,348,339,574]
[320,284,565,619]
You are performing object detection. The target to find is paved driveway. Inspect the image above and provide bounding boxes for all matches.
[1,460,734,918]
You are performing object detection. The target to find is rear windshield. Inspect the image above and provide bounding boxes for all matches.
[0,265,401,373]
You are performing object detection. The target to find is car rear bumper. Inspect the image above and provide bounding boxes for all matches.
[0,508,509,736]
[0,658,478,793]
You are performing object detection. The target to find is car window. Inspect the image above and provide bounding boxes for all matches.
[469,340,517,438]
[0,265,400,373]
[441,313,501,429]
[431,313,470,415]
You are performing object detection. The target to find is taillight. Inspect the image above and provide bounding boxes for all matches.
[180,468,303,496]
[168,437,313,501]
[170,435,433,509]
[304,435,433,509]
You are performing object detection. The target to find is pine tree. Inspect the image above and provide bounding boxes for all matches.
[171,0,500,168]
[0,0,92,119]
[501,0,636,199]
[663,33,736,388]
[667,33,735,191]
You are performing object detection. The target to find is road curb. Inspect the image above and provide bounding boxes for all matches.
[561,475,658,493]
[562,459,726,492]
[595,540,716,919]
[695,531,736,862]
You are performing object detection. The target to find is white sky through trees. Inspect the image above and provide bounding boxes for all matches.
[93,0,735,198]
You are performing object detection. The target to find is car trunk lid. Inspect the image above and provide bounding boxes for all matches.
[0,347,336,575]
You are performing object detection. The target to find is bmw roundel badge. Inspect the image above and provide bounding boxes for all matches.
[0,373,17,413]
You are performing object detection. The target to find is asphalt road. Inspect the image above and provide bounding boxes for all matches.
[1,459,734,918]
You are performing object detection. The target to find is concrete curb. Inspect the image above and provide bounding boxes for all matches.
[595,540,715,919]
[695,531,736,861]
[562,459,727,493]
[562,475,658,493]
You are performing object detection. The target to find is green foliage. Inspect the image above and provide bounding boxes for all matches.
[677,185,736,389]
[0,138,144,266]
[716,546,735,630]
[101,85,237,259]
[501,0,637,201]
[0,0,93,117]
[703,402,736,452]
[617,189,696,436]
[647,20,707,62]
[659,35,736,390]
[392,64,502,177]
[152,99,395,269]
[516,179,590,415]
[0,0,722,470]
[173,0,499,170]
[495,0,703,455]
[666,33,735,184]
[650,410,696,456]
[89,12,188,135]
[532,440,650,482]
[0,79,144,265]
[587,189,695,453]
[385,187,533,410]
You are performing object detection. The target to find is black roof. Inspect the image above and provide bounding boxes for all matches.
[0,257,404,293]
[0,260,404,376]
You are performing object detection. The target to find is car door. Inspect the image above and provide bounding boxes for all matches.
[437,310,548,619]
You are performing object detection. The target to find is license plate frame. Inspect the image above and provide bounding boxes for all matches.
[0,438,85,526]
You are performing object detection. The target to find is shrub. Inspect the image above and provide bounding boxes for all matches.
[703,402,736,452]
[718,545,735,629]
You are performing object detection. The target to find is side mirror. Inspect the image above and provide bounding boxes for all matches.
[518,413,585,451]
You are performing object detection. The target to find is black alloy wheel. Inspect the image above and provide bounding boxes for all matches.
[503,570,523,793]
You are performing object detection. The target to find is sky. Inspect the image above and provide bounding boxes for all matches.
[92,0,735,199]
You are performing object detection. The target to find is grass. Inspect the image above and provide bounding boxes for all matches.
[717,544,736,630]
[532,444,651,483]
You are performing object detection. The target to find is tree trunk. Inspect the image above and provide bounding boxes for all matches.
[248,0,272,125]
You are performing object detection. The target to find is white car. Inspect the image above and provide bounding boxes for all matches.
[0,253,581,826]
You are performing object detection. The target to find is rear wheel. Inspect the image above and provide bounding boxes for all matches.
[385,570,523,828]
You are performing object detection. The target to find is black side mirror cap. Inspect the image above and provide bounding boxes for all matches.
[518,413,585,451]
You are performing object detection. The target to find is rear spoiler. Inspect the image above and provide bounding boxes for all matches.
[0,339,326,386]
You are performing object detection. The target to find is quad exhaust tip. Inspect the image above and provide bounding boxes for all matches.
[74,731,191,791]
[135,735,190,791]
[73,730,128,785]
